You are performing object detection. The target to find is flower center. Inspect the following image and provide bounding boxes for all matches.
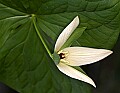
[59,53,65,59]
[57,50,69,64]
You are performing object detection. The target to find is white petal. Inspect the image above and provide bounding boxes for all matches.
[54,16,79,52]
[62,47,113,66]
[57,63,96,87]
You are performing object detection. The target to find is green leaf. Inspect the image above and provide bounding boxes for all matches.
[61,27,86,49]
[0,0,119,93]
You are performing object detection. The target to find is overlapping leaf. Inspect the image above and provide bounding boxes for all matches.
[0,0,119,93]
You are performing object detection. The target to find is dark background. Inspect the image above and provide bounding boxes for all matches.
[0,36,120,93]
[88,36,120,93]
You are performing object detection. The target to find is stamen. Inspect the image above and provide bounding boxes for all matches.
[60,59,69,64]
[58,50,63,54]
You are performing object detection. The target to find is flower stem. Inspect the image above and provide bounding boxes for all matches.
[32,14,53,59]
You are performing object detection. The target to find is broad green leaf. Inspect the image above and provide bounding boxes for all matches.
[0,0,119,93]
[0,2,91,93]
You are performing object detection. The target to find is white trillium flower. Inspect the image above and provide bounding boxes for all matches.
[53,16,113,87]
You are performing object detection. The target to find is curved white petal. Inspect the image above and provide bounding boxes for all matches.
[57,62,96,87]
[54,16,79,52]
[62,47,113,66]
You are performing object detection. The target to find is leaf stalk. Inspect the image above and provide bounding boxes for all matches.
[32,14,53,59]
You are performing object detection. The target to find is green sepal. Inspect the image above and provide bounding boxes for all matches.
[52,52,60,65]
[72,66,86,75]
[60,27,87,50]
